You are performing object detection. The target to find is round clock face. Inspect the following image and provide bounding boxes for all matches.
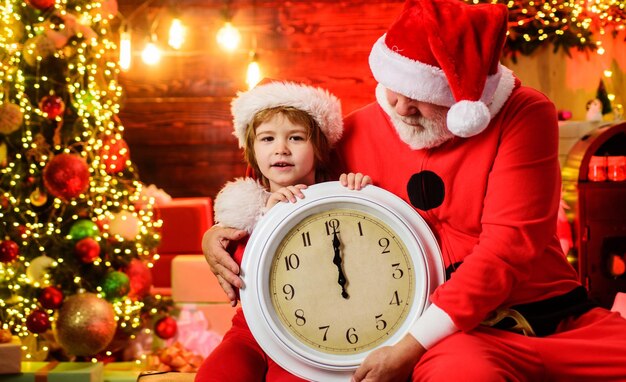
[270,208,416,355]
[241,182,444,381]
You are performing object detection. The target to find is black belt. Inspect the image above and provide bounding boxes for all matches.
[484,286,597,337]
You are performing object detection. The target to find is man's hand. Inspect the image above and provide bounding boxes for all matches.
[352,335,425,382]
[202,225,247,306]
[266,184,308,209]
[340,173,372,190]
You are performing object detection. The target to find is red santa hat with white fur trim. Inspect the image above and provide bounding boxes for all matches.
[231,79,343,148]
[369,0,515,138]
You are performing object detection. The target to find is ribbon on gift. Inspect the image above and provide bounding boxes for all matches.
[35,361,59,382]
[146,342,204,373]
[168,304,222,357]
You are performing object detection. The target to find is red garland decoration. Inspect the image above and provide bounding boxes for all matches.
[0,240,19,263]
[43,153,90,201]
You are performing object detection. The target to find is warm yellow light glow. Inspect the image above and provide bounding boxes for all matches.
[216,22,241,52]
[246,59,261,90]
[608,93,616,101]
[604,70,613,77]
[141,42,161,65]
[119,30,131,71]
[168,18,185,50]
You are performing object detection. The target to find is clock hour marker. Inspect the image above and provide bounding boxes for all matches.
[302,231,311,247]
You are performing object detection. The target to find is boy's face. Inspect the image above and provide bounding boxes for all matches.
[254,113,316,192]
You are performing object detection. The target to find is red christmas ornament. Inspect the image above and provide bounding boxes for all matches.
[39,286,63,309]
[0,240,19,263]
[154,316,177,339]
[26,309,51,333]
[125,258,153,299]
[75,237,100,263]
[43,153,90,201]
[100,137,130,174]
[39,95,65,119]
[26,0,55,10]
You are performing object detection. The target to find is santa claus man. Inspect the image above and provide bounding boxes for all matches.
[202,0,626,380]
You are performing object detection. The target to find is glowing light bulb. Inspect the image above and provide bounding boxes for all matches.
[246,57,261,89]
[216,22,241,52]
[604,70,613,78]
[119,30,131,71]
[168,18,185,50]
[141,42,161,65]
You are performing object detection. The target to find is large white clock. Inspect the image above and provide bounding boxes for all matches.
[240,181,445,381]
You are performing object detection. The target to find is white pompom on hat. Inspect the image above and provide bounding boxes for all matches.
[369,0,513,138]
[231,79,343,148]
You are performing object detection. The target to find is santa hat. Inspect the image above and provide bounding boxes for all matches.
[231,80,343,148]
[369,0,515,138]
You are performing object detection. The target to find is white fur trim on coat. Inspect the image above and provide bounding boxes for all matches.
[231,81,343,148]
[214,177,270,233]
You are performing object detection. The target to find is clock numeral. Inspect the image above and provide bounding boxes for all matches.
[391,263,404,279]
[357,221,364,236]
[378,237,391,254]
[319,325,330,341]
[294,309,306,326]
[389,290,402,306]
[375,314,387,330]
[325,219,340,235]
[285,253,300,271]
[282,284,295,300]
[301,231,311,247]
[346,327,359,344]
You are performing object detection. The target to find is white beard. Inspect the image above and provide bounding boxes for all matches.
[375,85,454,150]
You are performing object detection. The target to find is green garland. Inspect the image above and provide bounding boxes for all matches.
[467,0,599,62]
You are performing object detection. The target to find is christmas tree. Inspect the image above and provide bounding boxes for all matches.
[0,0,174,361]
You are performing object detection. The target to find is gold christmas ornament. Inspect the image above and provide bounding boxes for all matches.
[0,102,23,135]
[55,293,116,356]
[30,187,48,207]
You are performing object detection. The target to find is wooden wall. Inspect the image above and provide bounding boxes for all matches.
[117,0,626,199]
[117,0,402,199]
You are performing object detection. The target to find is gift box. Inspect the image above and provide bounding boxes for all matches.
[0,336,21,374]
[152,197,214,289]
[4,362,103,382]
[171,255,229,303]
[157,197,213,255]
[103,362,144,382]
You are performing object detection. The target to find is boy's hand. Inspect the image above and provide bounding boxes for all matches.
[340,173,372,190]
[266,184,308,209]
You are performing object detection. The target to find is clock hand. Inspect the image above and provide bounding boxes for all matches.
[332,230,349,299]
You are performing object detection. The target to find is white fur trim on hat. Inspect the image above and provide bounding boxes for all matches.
[374,66,516,139]
[369,34,505,109]
[231,81,343,148]
[214,177,270,233]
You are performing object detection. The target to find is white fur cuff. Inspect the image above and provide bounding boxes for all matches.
[214,177,270,233]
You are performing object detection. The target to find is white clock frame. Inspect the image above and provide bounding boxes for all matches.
[240,181,445,381]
